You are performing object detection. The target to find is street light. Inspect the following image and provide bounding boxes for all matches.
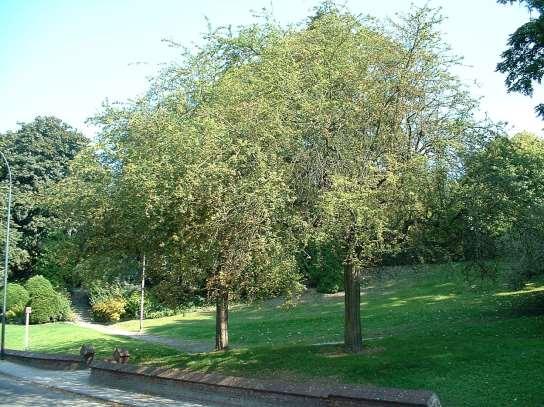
[0,151,12,358]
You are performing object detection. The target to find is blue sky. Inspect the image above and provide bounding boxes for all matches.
[1,0,541,137]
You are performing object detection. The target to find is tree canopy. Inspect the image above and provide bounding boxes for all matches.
[0,116,87,278]
[497,0,544,117]
[49,4,498,352]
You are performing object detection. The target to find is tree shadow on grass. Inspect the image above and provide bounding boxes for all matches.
[502,290,544,317]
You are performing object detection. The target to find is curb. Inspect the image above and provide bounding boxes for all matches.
[3,349,86,370]
[90,361,442,407]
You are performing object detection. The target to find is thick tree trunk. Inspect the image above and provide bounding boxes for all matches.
[215,290,229,351]
[344,261,362,353]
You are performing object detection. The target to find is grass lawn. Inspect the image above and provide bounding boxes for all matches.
[6,263,543,406]
[5,323,179,364]
[114,263,544,406]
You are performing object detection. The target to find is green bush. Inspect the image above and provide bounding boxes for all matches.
[124,289,180,320]
[124,290,143,318]
[25,275,54,295]
[5,310,16,320]
[88,283,181,322]
[301,240,344,294]
[25,275,73,324]
[88,282,127,322]
[91,297,126,322]
[88,282,125,305]
[0,283,29,319]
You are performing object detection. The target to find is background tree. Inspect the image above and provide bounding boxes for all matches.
[461,132,544,285]
[0,116,87,279]
[497,0,544,117]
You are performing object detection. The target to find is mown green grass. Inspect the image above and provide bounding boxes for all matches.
[114,263,544,406]
[6,263,544,406]
[5,323,179,364]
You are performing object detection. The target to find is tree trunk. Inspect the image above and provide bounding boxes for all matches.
[344,261,362,353]
[139,254,146,333]
[215,289,229,351]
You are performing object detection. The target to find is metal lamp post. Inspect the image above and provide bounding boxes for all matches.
[0,151,12,358]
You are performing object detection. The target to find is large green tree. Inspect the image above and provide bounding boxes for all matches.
[52,3,492,353]
[55,87,301,350]
[0,116,87,278]
[158,5,490,352]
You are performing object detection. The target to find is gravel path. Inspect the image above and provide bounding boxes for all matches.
[71,289,213,354]
[73,321,213,354]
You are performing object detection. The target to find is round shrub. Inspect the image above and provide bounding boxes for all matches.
[91,297,126,322]
[0,283,30,318]
[25,275,73,324]
[25,275,54,296]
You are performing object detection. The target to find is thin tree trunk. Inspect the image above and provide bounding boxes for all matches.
[139,254,146,333]
[215,289,229,351]
[344,261,362,353]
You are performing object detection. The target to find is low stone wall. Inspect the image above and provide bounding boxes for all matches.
[3,349,85,370]
[2,349,441,406]
[90,361,441,407]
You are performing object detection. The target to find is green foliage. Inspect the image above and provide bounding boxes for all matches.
[0,215,28,272]
[88,282,124,306]
[462,132,544,284]
[0,116,87,279]
[124,289,182,320]
[25,274,55,295]
[88,283,129,322]
[301,240,343,293]
[74,253,139,288]
[24,275,73,324]
[0,283,30,319]
[124,290,143,318]
[497,0,544,117]
[47,4,497,351]
[35,234,80,288]
[503,209,544,287]
[150,276,205,310]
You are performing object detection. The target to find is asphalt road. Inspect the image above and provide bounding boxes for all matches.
[0,373,109,406]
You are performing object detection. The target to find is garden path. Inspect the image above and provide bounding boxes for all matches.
[70,291,212,353]
[72,320,213,354]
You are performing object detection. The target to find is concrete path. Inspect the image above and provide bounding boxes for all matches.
[0,373,107,406]
[0,361,217,406]
[73,321,213,353]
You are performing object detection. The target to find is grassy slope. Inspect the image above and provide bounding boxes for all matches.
[6,263,543,405]
[114,263,544,406]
